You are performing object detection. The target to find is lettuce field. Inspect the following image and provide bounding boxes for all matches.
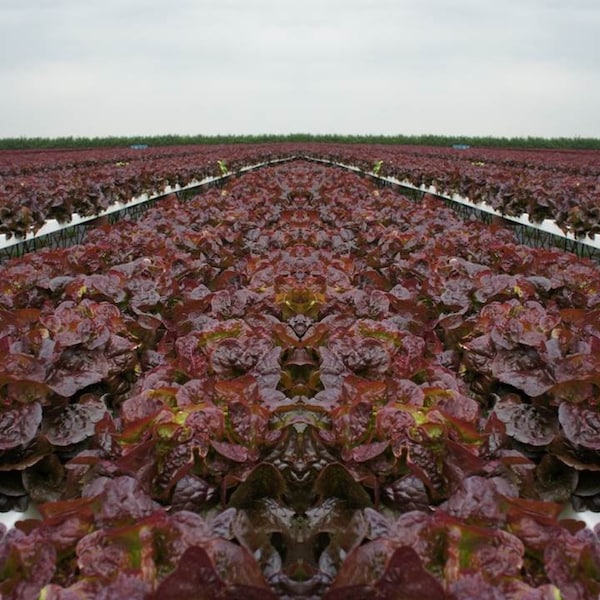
[1,144,600,599]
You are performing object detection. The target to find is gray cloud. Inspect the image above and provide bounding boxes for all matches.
[0,0,598,137]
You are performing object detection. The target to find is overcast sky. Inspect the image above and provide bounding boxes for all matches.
[1,0,599,139]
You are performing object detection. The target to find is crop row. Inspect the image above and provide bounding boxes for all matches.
[310,144,600,239]
[0,145,292,239]
[1,143,600,242]
[1,161,599,599]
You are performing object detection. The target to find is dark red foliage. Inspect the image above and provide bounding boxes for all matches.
[2,155,600,599]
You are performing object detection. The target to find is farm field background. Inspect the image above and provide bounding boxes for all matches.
[2,140,600,243]
[1,141,600,599]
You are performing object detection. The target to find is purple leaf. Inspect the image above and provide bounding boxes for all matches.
[0,402,42,450]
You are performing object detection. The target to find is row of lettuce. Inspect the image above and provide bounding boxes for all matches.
[1,142,599,241]
[314,144,600,238]
[1,161,599,599]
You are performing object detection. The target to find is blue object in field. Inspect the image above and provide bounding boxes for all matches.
[452,144,470,150]
[130,144,149,150]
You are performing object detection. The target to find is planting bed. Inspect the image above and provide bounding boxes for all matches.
[1,159,600,599]
[2,143,600,262]
[0,157,295,261]
[0,145,293,240]
[312,144,600,240]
